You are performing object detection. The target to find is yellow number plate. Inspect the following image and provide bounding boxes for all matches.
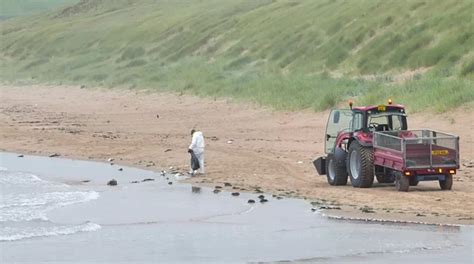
[377,105,386,111]
[432,150,449,156]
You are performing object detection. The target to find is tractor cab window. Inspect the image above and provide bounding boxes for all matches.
[368,113,406,132]
[352,112,363,131]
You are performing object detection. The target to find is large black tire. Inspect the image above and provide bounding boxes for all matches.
[376,174,395,183]
[326,154,348,186]
[409,177,419,186]
[439,174,453,190]
[347,141,374,188]
[395,172,410,192]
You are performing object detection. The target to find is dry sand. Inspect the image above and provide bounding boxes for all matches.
[1,85,473,225]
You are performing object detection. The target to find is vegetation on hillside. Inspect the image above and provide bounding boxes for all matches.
[0,0,78,19]
[1,0,473,112]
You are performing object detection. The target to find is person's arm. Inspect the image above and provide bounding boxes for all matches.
[189,134,197,150]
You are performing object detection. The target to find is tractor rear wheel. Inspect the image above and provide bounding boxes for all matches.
[348,141,374,188]
[439,174,453,190]
[326,154,348,186]
[395,172,410,192]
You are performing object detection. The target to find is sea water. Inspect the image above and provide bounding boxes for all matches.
[0,168,100,241]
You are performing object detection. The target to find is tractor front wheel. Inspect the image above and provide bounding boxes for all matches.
[326,154,348,186]
[348,141,374,188]
[395,173,410,192]
[439,174,453,190]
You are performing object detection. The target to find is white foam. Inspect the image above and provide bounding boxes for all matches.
[0,222,101,241]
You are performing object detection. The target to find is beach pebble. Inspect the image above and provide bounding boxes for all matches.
[17,154,24,158]
[260,198,268,203]
[49,153,60,158]
[191,186,201,193]
[231,192,240,196]
[110,162,114,165]
[168,182,173,185]
[164,149,172,152]
[213,189,221,194]
[215,186,222,189]
[311,208,317,212]
[248,199,255,204]
[118,168,123,171]
[258,195,265,199]
[142,178,155,182]
[276,196,283,200]
[107,179,118,186]
[82,180,91,183]
[224,182,232,187]
[130,181,139,184]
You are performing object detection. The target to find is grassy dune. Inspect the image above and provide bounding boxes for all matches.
[0,0,78,18]
[1,0,473,112]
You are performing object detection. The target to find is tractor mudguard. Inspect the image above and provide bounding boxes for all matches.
[313,156,326,175]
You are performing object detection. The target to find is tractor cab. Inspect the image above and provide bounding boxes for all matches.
[325,100,407,154]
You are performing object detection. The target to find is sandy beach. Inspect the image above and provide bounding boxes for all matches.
[1,84,473,225]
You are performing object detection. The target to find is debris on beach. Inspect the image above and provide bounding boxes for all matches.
[107,179,118,186]
[17,154,24,158]
[160,171,166,176]
[131,181,139,184]
[311,208,317,212]
[118,168,123,171]
[227,140,233,144]
[215,186,222,189]
[191,186,201,193]
[110,162,114,165]
[213,189,221,194]
[49,153,61,158]
[82,180,91,183]
[248,199,255,204]
[224,182,232,187]
[231,192,240,196]
[260,198,268,203]
[360,206,375,213]
[164,149,172,152]
[146,161,156,167]
[142,178,155,182]
[258,195,265,199]
[108,158,114,162]
[168,181,173,185]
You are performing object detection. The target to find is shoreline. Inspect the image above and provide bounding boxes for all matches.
[6,150,472,227]
[1,84,473,226]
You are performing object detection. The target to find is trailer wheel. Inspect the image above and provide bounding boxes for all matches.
[376,174,395,183]
[395,173,409,192]
[409,177,419,186]
[326,154,348,186]
[439,174,453,190]
[348,141,374,188]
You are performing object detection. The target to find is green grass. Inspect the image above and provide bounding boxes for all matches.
[0,0,78,18]
[0,0,473,112]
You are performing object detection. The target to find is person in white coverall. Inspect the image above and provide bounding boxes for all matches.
[188,129,205,175]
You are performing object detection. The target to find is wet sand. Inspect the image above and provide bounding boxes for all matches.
[1,153,472,263]
[0,84,473,225]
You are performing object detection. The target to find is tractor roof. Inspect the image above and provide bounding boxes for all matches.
[353,104,405,112]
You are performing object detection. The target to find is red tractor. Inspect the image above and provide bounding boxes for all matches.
[313,100,460,191]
